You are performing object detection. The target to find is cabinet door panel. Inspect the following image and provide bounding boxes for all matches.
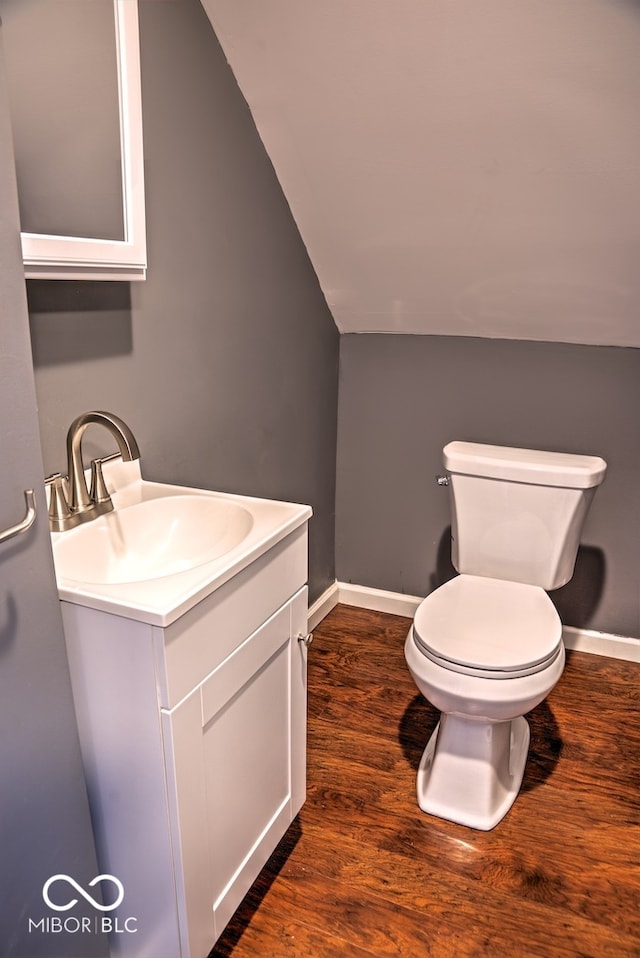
[204,635,290,906]
[162,594,305,954]
[201,604,289,723]
[161,690,214,958]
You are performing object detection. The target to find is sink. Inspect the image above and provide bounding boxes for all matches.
[49,460,312,626]
[53,494,254,585]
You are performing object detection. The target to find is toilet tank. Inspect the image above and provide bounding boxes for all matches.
[443,441,607,590]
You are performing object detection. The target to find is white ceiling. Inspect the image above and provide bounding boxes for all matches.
[201,0,640,346]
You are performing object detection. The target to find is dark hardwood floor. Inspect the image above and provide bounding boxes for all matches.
[211,604,640,958]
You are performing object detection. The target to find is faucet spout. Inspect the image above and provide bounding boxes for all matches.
[66,411,140,515]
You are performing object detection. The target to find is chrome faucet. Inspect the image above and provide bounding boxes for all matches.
[47,411,140,532]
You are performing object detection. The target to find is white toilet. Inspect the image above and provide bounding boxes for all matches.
[404,440,607,830]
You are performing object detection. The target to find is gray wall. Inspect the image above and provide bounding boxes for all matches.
[15,0,640,642]
[0,27,106,957]
[336,334,640,640]
[27,0,339,603]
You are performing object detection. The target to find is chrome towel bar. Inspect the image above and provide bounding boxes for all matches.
[0,489,37,545]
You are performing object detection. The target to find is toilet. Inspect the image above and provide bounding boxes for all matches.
[404,441,607,830]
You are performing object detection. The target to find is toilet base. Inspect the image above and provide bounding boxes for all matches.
[416,713,530,831]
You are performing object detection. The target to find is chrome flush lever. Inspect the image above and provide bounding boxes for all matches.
[435,475,450,486]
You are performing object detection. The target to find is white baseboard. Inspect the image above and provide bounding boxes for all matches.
[561,625,640,662]
[308,581,341,631]
[308,580,640,663]
[335,582,423,618]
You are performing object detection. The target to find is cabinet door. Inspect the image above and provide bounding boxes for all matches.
[290,584,309,816]
[162,588,308,957]
[0,0,146,279]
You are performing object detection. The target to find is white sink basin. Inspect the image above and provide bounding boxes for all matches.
[53,494,254,585]
[50,461,312,626]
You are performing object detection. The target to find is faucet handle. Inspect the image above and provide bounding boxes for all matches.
[89,458,112,505]
[46,473,72,528]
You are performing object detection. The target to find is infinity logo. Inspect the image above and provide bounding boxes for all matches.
[42,874,125,913]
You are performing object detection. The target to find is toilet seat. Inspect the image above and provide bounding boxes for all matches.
[413,575,563,679]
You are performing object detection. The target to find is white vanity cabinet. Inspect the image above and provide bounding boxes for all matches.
[60,524,310,958]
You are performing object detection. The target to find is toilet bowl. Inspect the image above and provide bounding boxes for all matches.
[404,441,606,830]
[405,575,565,830]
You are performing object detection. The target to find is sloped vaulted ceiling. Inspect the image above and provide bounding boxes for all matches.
[200,0,640,347]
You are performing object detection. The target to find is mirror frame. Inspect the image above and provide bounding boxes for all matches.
[20,0,146,281]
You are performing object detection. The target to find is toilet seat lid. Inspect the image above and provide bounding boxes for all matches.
[413,575,562,676]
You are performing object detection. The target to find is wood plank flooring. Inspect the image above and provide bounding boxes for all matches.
[210,604,640,958]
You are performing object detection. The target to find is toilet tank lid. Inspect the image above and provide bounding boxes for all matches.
[443,441,607,488]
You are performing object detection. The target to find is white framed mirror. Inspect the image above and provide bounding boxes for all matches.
[2,0,146,281]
